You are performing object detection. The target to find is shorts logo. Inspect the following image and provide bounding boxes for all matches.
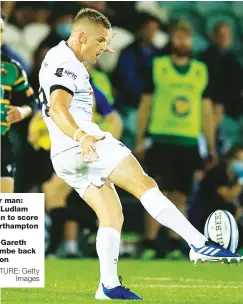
[55,68,64,77]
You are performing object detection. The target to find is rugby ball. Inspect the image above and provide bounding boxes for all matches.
[204,210,239,253]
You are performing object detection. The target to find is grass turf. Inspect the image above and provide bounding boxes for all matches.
[2,259,243,304]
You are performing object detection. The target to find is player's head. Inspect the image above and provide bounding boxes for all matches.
[0,14,5,47]
[170,20,192,58]
[138,13,160,44]
[212,22,232,50]
[70,8,111,64]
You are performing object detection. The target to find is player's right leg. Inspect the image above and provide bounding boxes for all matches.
[108,154,242,263]
[83,182,143,300]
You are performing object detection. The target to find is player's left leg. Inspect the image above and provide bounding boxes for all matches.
[108,154,206,248]
[108,154,242,262]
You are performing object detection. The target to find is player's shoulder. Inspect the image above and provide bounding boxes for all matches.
[191,58,208,73]
[4,55,24,74]
[1,52,11,63]
[46,41,74,65]
[152,55,170,67]
[9,57,28,81]
[48,41,86,76]
[153,55,170,62]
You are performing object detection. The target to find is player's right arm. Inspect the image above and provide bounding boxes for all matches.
[49,89,84,140]
[135,66,154,160]
[49,89,103,162]
[135,94,153,160]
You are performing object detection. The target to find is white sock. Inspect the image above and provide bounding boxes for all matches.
[65,240,78,254]
[96,227,120,288]
[141,188,207,248]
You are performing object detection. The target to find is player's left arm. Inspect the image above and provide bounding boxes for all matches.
[202,66,218,168]
[202,98,216,155]
[6,61,37,124]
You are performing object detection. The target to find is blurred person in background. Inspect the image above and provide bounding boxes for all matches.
[112,12,161,149]
[7,1,33,28]
[0,5,29,73]
[136,20,217,259]
[80,1,138,32]
[0,15,36,192]
[3,1,36,72]
[188,145,243,249]
[200,22,243,148]
[1,1,16,18]
[29,4,78,92]
[31,2,51,25]
[87,61,116,112]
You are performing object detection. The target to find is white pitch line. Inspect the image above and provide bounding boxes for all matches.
[134,277,242,284]
[131,284,242,289]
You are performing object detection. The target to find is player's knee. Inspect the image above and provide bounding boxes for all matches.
[134,174,158,199]
[118,212,124,227]
[98,209,123,231]
[109,211,124,230]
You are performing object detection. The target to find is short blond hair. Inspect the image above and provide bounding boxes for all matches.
[73,8,111,29]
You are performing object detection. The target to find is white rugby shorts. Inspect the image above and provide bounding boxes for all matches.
[51,132,131,198]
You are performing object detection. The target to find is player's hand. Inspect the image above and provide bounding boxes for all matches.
[205,149,218,170]
[6,105,24,124]
[6,105,30,124]
[105,30,116,53]
[134,141,146,161]
[80,134,105,162]
[235,206,243,221]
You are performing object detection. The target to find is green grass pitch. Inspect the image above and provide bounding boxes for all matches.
[2,259,243,304]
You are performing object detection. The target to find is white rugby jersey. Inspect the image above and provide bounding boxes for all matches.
[39,40,105,157]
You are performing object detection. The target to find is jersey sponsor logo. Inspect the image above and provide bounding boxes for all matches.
[64,69,77,80]
[54,68,77,80]
[54,68,64,77]
[171,96,191,118]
